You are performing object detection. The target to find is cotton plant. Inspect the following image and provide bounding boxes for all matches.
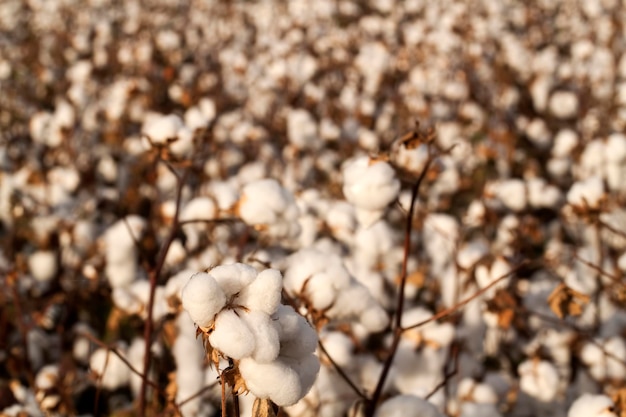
[342,155,401,228]
[181,263,320,407]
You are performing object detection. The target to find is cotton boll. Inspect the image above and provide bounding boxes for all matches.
[549,91,578,119]
[141,113,184,145]
[240,310,280,363]
[580,336,626,381]
[284,353,320,398]
[209,263,257,298]
[457,240,488,269]
[277,308,318,359]
[27,250,57,283]
[527,178,562,209]
[568,394,616,417]
[181,272,227,328]
[239,357,303,407]
[287,108,320,150]
[35,365,59,390]
[492,179,527,212]
[567,176,605,209]
[173,314,205,417]
[89,345,130,390]
[552,129,579,158]
[359,305,389,333]
[518,359,559,402]
[375,394,443,417]
[237,268,283,315]
[320,331,354,368]
[342,156,400,226]
[106,262,139,291]
[209,309,255,359]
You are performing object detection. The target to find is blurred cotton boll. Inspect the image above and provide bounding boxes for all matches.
[375,395,444,417]
[342,155,401,227]
[27,250,57,283]
[567,394,617,417]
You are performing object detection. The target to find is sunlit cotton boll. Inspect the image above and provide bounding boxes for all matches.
[209,263,257,298]
[517,359,560,402]
[342,156,400,227]
[566,176,605,210]
[375,395,444,417]
[181,272,227,329]
[238,178,301,238]
[89,345,130,390]
[240,310,280,363]
[141,113,183,146]
[568,394,617,417]
[237,268,283,315]
[239,357,304,407]
[27,250,57,283]
[208,309,255,360]
[274,305,318,359]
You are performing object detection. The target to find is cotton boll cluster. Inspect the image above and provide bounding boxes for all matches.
[517,359,560,403]
[342,156,401,227]
[284,248,389,333]
[141,113,195,157]
[580,337,626,382]
[181,264,320,406]
[237,178,301,239]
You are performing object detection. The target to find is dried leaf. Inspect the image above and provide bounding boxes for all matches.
[221,364,247,396]
[547,283,590,319]
[252,398,277,417]
[485,289,517,330]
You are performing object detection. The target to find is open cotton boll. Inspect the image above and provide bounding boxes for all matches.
[342,156,400,214]
[209,263,257,298]
[238,178,295,225]
[359,305,389,332]
[209,309,255,359]
[568,394,617,417]
[283,249,351,296]
[320,331,354,367]
[491,179,527,212]
[518,359,559,402]
[527,178,562,209]
[141,113,184,145]
[89,345,131,390]
[237,268,283,315]
[580,336,626,381]
[104,216,146,259]
[181,272,227,328]
[276,306,318,359]
[239,357,303,407]
[240,310,280,363]
[566,176,605,210]
[35,364,59,390]
[27,250,57,283]
[375,395,443,417]
[282,354,320,398]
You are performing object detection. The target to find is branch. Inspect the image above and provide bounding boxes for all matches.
[317,339,368,400]
[138,165,189,416]
[365,141,437,417]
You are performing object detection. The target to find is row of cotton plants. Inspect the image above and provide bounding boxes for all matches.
[1,0,626,416]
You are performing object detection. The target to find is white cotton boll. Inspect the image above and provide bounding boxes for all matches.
[237,268,283,315]
[393,143,429,174]
[456,241,488,269]
[89,345,130,390]
[184,106,210,131]
[209,309,255,359]
[142,113,184,145]
[325,201,357,243]
[174,313,206,416]
[464,200,486,228]
[106,262,138,290]
[27,250,57,283]
[304,271,339,310]
[287,108,319,150]
[284,353,320,397]
[342,156,400,214]
[553,129,579,157]
[568,394,616,417]
[112,286,142,315]
[359,305,389,332]
[104,216,145,264]
[549,91,578,119]
[518,359,559,402]
[375,395,443,417]
[320,331,354,367]
[278,315,318,359]
[210,263,258,298]
[208,180,239,211]
[73,323,94,364]
[457,378,498,404]
[581,337,626,381]
[284,249,351,296]
[239,357,303,407]
[493,179,526,212]
[527,178,562,209]
[181,272,227,328]
[459,403,501,417]
[238,179,300,237]
[240,310,280,363]
[35,365,59,390]
[567,176,605,209]
[169,126,194,157]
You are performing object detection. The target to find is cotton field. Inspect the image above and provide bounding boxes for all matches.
[1,0,626,416]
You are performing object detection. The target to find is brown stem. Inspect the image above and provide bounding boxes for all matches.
[365,146,435,417]
[138,166,189,416]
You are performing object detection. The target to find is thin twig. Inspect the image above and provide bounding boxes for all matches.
[425,343,459,400]
[401,261,526,331]
[317,340,368,400]
[138,165,189,416]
